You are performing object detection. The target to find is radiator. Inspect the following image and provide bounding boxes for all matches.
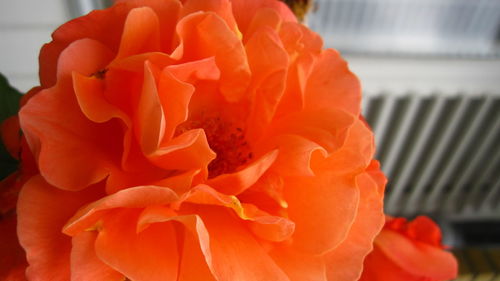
[362,92,500,219]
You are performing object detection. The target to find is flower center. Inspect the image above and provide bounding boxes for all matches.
[176,115,253,178]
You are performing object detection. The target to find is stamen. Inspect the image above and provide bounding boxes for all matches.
[176,115,252,178]
[91,68,108,79]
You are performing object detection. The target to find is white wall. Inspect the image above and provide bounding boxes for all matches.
[0,0,70,92]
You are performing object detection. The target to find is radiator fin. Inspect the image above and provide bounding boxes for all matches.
[364,93,500,219]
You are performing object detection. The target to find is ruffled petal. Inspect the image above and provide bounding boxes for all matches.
[304,49,361,116]
[166,57,221,83]
[230,0,296,35]
[324,164,386,281]
[237,172,287,213]
[72,73,129,124]
[110,52,175,72]
[173,12,251,102]
[245,25,288,142]
[312,118,375,175]
[115,7,161,59]
[177,184,294,242]
[270,134,326,177]
[360,245,420,281]
[245,8,282,42]
[20,39,121,191]
[135,62,165,155]
[153,169,200,194]
[94,208,179,281]
[138,206,291,281]
[269,246,327,281]
[405,216,444,247]
[70,232,124,281]
[375,229,458,280]
[149,129,215,171]
[157,67,195,142]
[285,171,359,254]
[181,0,239,35]
[177,221,217,281]
[274,23,322,117]
[40,0,181,87]
[264,108,355,154]
[116,0,181,52]
[64,185,178,235]
[207,150,278,195]
[17,175,103,280]
[194,207,290,281]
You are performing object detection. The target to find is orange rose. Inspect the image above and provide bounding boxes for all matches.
[360,216,458,281]
[17,0,385,280]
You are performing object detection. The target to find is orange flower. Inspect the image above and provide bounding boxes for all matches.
[17,0,385,280]
[360,216,458,281]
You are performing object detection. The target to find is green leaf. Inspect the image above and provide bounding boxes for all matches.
[0,73,22,122]
[0,73,22,180]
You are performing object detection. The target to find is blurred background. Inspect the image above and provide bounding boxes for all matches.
[0,0,499,279]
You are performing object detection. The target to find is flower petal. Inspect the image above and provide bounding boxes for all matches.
[285,171,359,254]
[136,211,217,281]
[360,245,420,281]
[110,52,175,72]
[375,229,458,280]
[72,73,129,124]
[63,185,178,236]
[120,0,181,53]
[177,185,294,242]
[17,175,103,280]
[135,61,165,155]
[269,246,327,281]
[39,0,181,87]
[181,0,239,35]
[230,0,296,35]
[245,8,282,42]
[173,12,251,102]
[245,25,288,141]
[153,169,200,194]
[264,108,355,154]
[115,7,161,59]
[157,67,195,142]
[304,49,361,116]
[70,231,124,281]
[95,208,179,281]
[324,164,386,281]
[20,39,121,191]
[149,129,216,171]
[195,207,290,281]
[270,134,327,177]
[405,216,444,247]
[166,57,221,83]
[177,222,217,281]
[207,149,278,195]
[312,118,375,175]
